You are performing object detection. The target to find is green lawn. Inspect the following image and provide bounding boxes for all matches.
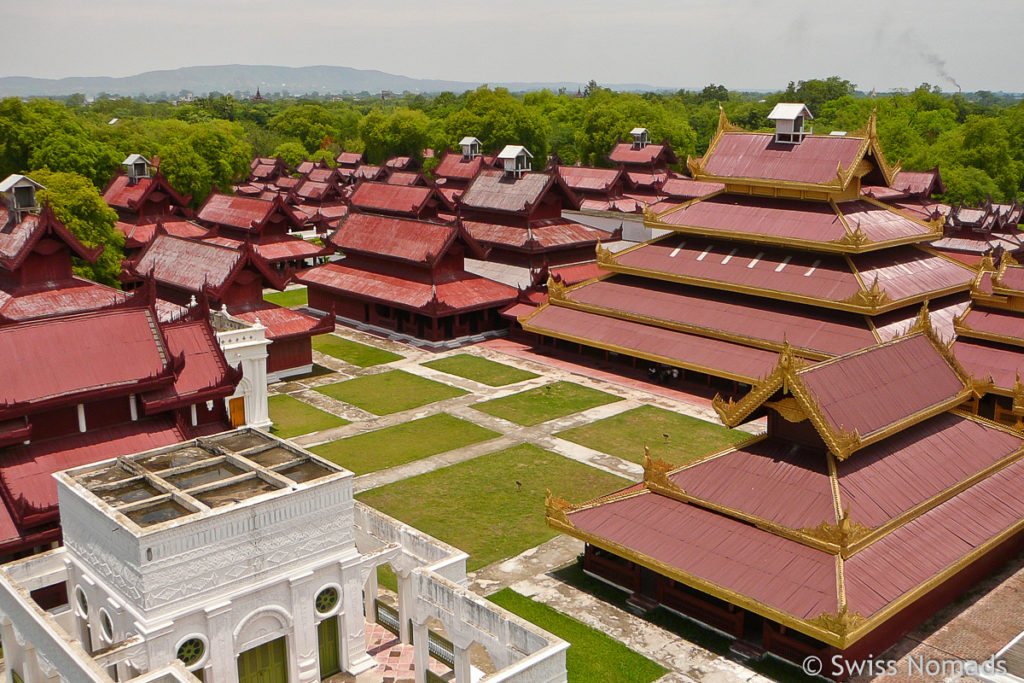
[312,334,403,367]
[489,589,666,683]
[556,404,751,466]
[311,413,499,475]
[268,394,349,439]
[356,444,629,571]
[472,381,622,426]
[315,370,467,415]
[263,287,308,308]
[421,354,539,387]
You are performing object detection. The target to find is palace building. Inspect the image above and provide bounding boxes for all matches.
[296,211,517,342]
[103,155,193,225]
[0,430,569,683]
[521,106,976,397]
[548,316,1024,670]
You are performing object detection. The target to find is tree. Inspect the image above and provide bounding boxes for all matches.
[272,141,309,167]
[157,140,214,208]
[270,104,360,153]
[29,169,124,286]
[28,130,121,187]
[358,108,432,164]
[443,87,550,164]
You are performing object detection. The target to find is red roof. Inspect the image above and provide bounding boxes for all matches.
[102,172,190,213]
[0,206,102,271]
[798,333,966,439]
[952,339,1024,390]
[349,182,446,216]
[141,319,238,409]
[0,308,168,410]
[564,276,877,357]
[462,218,611,252]
[659,177,725,200]
[851,247,974,300]
[0,279,127,322]
[118,219,207,249]
[434,153,486,181]
[550,262,605,286]
[700,132,866,185]
[253,234,331,263]
[892,169,944,196]
[460,169,580,214]
[336,151,365,167]
[230,301,332,341]
[196,193,300,233]
[607,142,678,167]
[352,164,384,181]
[0,417,187,523]
[328,213,461,266]
[297,262,516,314]
[384,171,426,186]
[557,166,623,194]
[960,308,1024,345]
[132,234,242,292]
[523,304,780,382]
[568,490,838,619]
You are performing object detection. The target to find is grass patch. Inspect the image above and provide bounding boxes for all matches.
[377,564,397,593]
[263,287,308,307]
[556,404,751,466]
[551,563,811,683]
[421,354,539,387]
[489,588,666,683]
[472,381,622,426]
[356,444,628,570]
[311,413,499,475]
[315,370,466,415]
[312,334,403,367]
[268,394,349,439]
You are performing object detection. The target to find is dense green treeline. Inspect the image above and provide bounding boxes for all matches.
[2,78,1023,212]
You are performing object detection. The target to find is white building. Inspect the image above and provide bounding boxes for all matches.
[209,307,271,429]
[0,430,568,683]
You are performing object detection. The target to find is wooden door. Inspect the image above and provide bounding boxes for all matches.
[317,616,341,678]
[237,637,287,683]
[229,396,246,427]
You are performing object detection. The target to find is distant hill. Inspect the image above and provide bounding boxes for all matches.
[0,64,669,98]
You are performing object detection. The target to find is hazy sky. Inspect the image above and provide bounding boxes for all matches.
[3,0,1022,92]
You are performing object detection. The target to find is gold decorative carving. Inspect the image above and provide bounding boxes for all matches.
[546,275,567,302]
[713,342,801,427]
[595,242,616,267]
[979,252,996,272]
[842,275,890,309]
[764,397,807,423]
[642,206,658,225]
[802,508,872,551]
[544,489,573,528]
[641,449,677,491]
[808,605,867,638]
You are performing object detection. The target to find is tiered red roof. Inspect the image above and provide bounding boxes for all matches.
[102,171,192,221]
[349,182,452,219]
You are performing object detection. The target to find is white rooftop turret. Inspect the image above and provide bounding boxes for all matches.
[497,145,533,178]
[768,103,813,144]
[630,127,650,149]
[459,136,482,160]
[122,153,152,185]
[0,174,45,224]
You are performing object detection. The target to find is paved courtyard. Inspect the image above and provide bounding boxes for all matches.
[269,317,1024,683]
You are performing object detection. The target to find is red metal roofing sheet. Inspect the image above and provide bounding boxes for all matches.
[998,266,1024,293]
[254,235,328,262]
[231,302,328,340]
[962,308,1024,344]
[385,172,424,187]
[352,165,383,180]
[557,166,621,193]
[568,491,837,619]
[952,340,1024,390]
[460,169,553,214]
[350,183,433,215]
[614,234,861,303]
[102,175,148,209]
[845,456,1024,618]
[567,276,877,356]
[837,200,933,243]
[0,417,186,518]
[550,262,605,285]
[0,308,166,406]
[330,213,455,265]
[135,234,242,292]
[837,412,1023,528]
[608,143,673,166]
[701,132,865,185]
[197,194,276,230]
[297,263,515,312]
[659,177,725,200]
[658,195,849,244]
[434,153,485,181]
[872,294,969,344]
[462,219,610,251]
[851,248,974,301]
[336,152,364,166]
[799,334,965,438]
[0,280,127,321]
[892,170,942,196]
[524,305,779,381]
[144,320,233,403]
[669,439,834,530]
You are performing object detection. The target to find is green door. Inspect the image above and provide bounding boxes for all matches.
[318,616,341,678]
[238,637,288,683]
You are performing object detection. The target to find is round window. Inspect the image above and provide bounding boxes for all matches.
[315,586,339,614]
[177,637,205,667]
[75,587,88,616]
[100,610,113,641]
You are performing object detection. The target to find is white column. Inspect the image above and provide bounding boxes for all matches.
[129,394,138,421]
[363,569,378,620]
[412,620,430,683]
[288,574,319,683]
[1,618,20,683]
[190,404,198,427]
[340,569,374,675]
[21,644,40,683]
[203,602,236,683]
[397,570,414,643]
[453,643,472,683]
[77,404,86,432]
